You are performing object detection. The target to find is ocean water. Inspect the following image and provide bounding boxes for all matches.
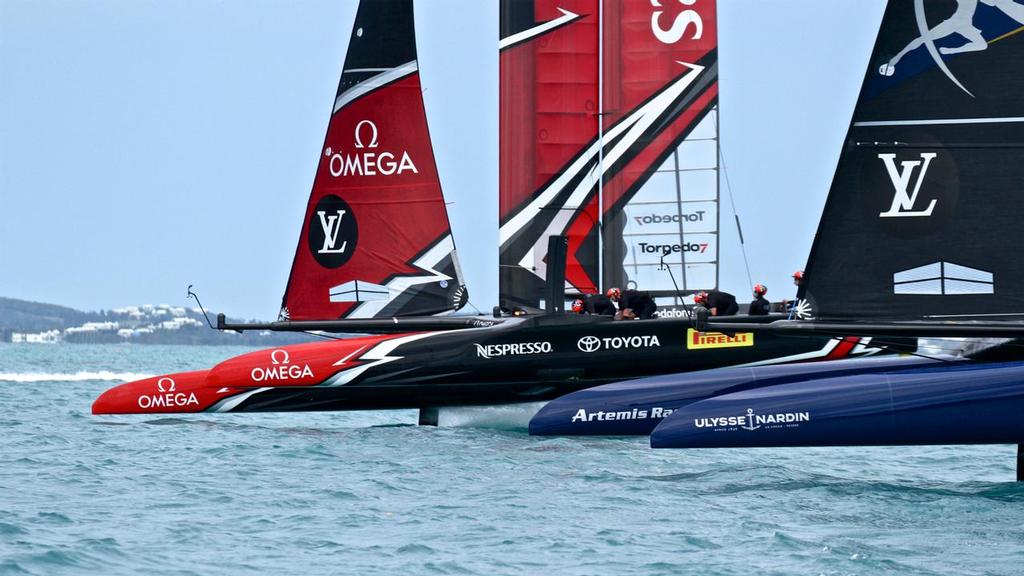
[1,344,1023,576]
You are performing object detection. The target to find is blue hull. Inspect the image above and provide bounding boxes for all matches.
[528,355,942,436]
[651,361,1024,448]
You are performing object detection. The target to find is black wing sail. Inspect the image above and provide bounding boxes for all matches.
[799,0,1024,322]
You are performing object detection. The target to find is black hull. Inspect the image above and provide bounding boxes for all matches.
[220,314,896,413]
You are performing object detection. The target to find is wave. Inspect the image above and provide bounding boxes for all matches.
[0,371,153,383]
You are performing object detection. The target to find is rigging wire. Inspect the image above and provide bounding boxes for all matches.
[186,285,216,330]
[718,147,753,290]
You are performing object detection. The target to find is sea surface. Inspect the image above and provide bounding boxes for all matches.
[1,344,1022,576]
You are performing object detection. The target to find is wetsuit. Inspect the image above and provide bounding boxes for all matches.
[584,294,616,316]
[706,291,739,316]
[748,295,770,316]
[619,290,658,319]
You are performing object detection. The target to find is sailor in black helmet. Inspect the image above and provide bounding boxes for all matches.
[749,284,770,316]
[694,290,739,317]
[606,287,657,320]
[571,293,616,316]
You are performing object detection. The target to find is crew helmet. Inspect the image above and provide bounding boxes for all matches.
[793,270,804,282]
[753,283,767,297]
[571,299,584,313]
[694,291,708,305]
[606,287,622,300]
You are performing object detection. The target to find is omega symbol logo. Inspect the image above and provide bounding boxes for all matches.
[353,120,379,149]
[156,377,176,392]
[271,349,290,365]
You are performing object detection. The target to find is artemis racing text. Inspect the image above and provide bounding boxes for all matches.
[572,406,675,422]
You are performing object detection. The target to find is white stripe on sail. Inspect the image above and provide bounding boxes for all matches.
[500,62,707,281]
[334,61,418,113]
[855,116,1024,127]
[499,62,705,247]
[498,8,581,50]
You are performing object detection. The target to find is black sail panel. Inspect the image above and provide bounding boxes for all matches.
[800,0,1024,321]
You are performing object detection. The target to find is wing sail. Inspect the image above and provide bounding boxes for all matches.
[800,0,1024,321]
[281,0,467,321]
[498,0,719,308]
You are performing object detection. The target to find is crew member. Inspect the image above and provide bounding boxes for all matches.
[783,270,805,316]
[694,290,739,316]
[606,287,658,320]
[571,293,616,316]
[749,284,770,316]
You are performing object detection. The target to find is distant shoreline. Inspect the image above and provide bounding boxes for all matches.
[0,297,316,346]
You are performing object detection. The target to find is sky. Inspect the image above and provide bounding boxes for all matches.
[0,0,887,320]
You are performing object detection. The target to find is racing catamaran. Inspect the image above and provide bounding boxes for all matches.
[533,0,1024,444]
[92,0,887,420]
[636,0,1024,473]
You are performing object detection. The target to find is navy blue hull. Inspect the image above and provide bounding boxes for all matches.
[651,361,1024,448]
[528,355,941,436]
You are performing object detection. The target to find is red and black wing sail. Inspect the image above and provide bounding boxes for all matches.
[601,1,719,298]
[498,0,719,308]
[281,0,467,321]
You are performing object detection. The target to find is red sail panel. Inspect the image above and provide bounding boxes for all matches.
[281,0,466,321]
[499,0,600,307]
[602,0,719,295]
[498,0,719,307]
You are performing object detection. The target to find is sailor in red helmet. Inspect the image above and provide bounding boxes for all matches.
[606,287,657,320]
[783,270,805,316]
[571,293,616,316]
[693,289,739,316]
[749,283,770,316]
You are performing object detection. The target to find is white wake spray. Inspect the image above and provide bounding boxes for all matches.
[438,402,548,430]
